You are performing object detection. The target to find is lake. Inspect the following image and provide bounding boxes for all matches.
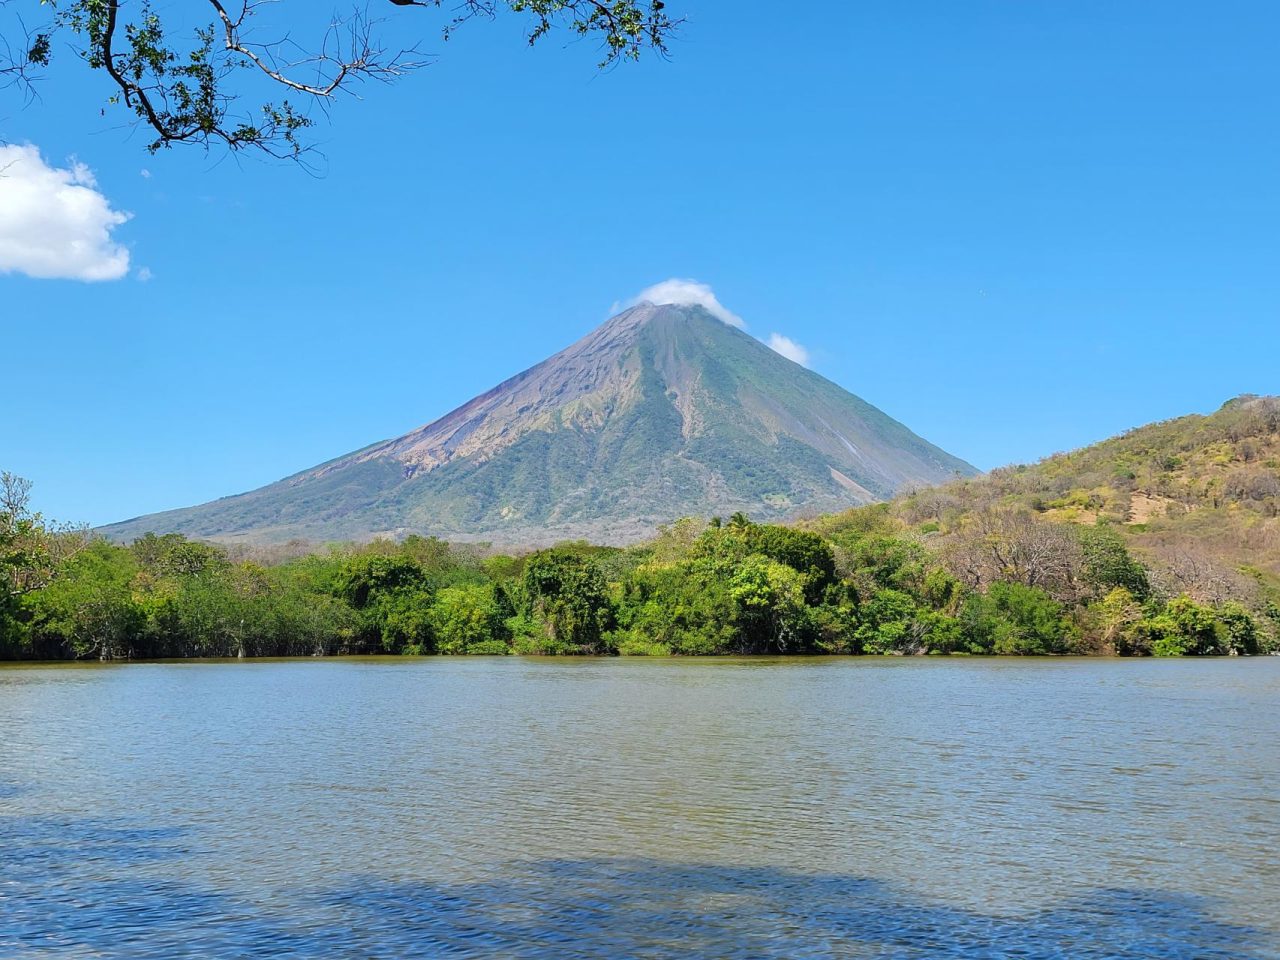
[2,657,1278,958]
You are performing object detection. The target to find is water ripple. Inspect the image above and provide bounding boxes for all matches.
[1,658,1278,957]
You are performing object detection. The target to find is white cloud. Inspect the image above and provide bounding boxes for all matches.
[616,279,815,367]
[623,278,745,328]
[136,266,154,282]
[767,332,811,367]
[0,144,132,281]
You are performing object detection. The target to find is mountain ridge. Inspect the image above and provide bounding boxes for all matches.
[101,303,975,544]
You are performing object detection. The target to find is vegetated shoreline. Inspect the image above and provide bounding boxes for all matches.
[5,397,1279,662]
[4,509,1276,662]
[4,651,1276,667]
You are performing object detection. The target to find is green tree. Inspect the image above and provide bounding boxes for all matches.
[1145,596,1225,657]
[854,588,920,655]
[2,1,678,159]
[521,550,613,653]
[2,473,86,601]
[961,582,1077,655]
[428,583,508,655]
[922,567,962,612]
[830,530,929,599]
[851,589,964,656]
[1216,601,1262,656]
[744,524,836,602]
[1078,525,1150,600]
[257,565,359,656]
[331,552,434,652]
[24,540,142,660]
[1140,596,1260,657]
[1265,602,1280,654]
[613,562,736,655]
[131,532,229,578]
[2,473,90,658]
[375,589,436,654]
[1093,586,1146,655]
[333,553,429,608]
[810,594,859,654]
[727,554,815,653]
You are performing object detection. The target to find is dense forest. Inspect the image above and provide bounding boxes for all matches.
[4,396,1279,660]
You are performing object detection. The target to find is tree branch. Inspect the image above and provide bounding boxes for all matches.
[1,0,677,160]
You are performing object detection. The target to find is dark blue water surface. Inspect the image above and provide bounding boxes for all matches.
[2,657,1278,958]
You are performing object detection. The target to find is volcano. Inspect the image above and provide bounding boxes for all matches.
[102,302,975,544]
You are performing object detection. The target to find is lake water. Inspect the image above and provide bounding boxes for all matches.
[2,657,1278,958]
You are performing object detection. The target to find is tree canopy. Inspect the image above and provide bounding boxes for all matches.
[3,471,1276,662]
[1,1,677,158]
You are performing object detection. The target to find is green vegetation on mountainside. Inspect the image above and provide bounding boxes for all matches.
[98,305,974,545]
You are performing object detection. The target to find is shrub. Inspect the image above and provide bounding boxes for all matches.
[961,582,1077,655]
[428,584,508,655]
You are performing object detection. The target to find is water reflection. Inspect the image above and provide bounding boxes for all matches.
[1,816,1269,959]
[326,861,1269,959]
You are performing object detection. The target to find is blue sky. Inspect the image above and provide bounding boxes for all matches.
[2,1,1277,526]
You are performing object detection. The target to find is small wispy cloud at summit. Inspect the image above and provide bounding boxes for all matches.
[619,278,745,328]
[615,279,813,369]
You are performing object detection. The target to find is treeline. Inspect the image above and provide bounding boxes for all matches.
[3,474,1276,659]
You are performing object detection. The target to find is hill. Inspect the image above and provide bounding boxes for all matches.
[100,303,974,545]
[817,395,1280,611]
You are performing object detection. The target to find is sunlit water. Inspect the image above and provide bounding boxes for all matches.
[2,657,1277,958]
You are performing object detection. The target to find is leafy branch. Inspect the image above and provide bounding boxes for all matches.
[1,1,678,160]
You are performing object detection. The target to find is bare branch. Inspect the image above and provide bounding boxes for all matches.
[206,2,427,99]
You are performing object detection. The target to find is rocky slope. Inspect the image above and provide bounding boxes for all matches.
[102,303,975,544]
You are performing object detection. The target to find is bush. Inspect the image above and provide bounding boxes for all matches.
[855,589,920,654]
[1078,526,1150,600]
[611,632,674,656]
[1140,596,1262,657]
[615,562,737,655]
[961,582,1077,655]
[428,584,507,655]
[521,551,614,654]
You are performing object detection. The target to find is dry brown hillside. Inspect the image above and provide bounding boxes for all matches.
[895,395,1280,608]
